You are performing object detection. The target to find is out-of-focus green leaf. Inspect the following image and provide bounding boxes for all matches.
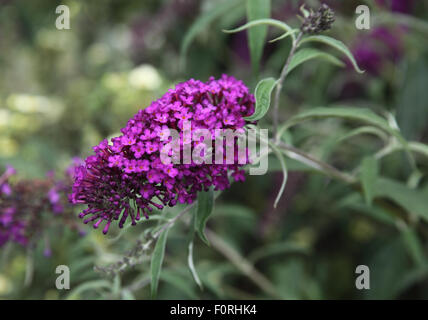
[223,18,295,43]
[396,61,428,140]
[121,289,135,300]
[214,204,255,219]
[160,270,198,299]
[401,228,426,267]
[248,241,309,263]
[268,29,299,43]
[270,143,288,208]
[286,48,345,76]
[197,262,238,298]
[150,228,169,298]
[409,142,428,159]
[300,35,364,73]
[375,178,428,222]
[187,241,203,290]
[277,107,407,150]
[394,265,428,297]
[180,0,244,66]
[246,0,270,75]
[245,77,276,121]
[195,187,214,245]
[66,280,111,300]
[337,126,389,143]
[365,237,410,299]
[361,156,379,206]
[338,193,397,226]
[112,274,121,296]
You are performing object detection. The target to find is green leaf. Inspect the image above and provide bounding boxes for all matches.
[244,77,277,121]
[160,270,199,299]
[246,0,271,75]
[409,142,428,159]
[121,289,136,300]
[361,156,379,206]
[112,274,121,296]
[180,0,244,66]
[338,193,397,226]
[187,241,203,290]
[286,48,345,76]
[268,29,299,43]
[375,178,428,222]
[150,228,169,298]
[195,187,214,245]
[396,61,428,140]
[394,265,428,297]
[278,107,406,145]
[214,204,256,220]
[401,228,426,267]
[300,35,364,73]
[375,141,428,162]
[223,18,295,43]
[277,106,414,169]
[337,126,389,143]
[66,280,111,300]
[270,143,288,208]
[248,241,309,263]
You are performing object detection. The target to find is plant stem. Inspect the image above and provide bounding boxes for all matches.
[205,228,282,299]
[273,32,303,135]
[275,140,357,184]
[152,202,196,239]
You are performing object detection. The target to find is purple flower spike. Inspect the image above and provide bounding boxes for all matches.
[70,75,256,234]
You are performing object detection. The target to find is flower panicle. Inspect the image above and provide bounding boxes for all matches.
[70,74,256,234]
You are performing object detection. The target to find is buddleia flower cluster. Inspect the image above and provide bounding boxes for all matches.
[70,74,255,234]
[300,3,335,35]
[0,160,83,251]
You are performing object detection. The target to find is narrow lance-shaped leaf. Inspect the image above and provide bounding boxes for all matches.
[244,77,277,121]
[268,29,299,43]
[223,18,296,43]
[276,106,414,168]
[187,212,203,289]
[337,126,389,143]
[361,156,379,206]
[300,35,364,73]
[401,228,426,267]
[188,241,203,290]
[270,143,288,208]
[150,228,169,298]
[195,187,214,245]
[409,142,428,159]
[66,280,112,300]
[286,48,345,76]
[246,0,271,75]
[375,177,428,222]
[278,107,406,145]
[180,0,244,66]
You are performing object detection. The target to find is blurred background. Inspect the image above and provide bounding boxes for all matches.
[1,0,428,299]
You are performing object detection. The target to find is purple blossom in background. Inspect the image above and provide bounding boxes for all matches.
[0,161,82,248]
[70,75,255,234]
[375,0,414,13]
[351,27,404,75]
